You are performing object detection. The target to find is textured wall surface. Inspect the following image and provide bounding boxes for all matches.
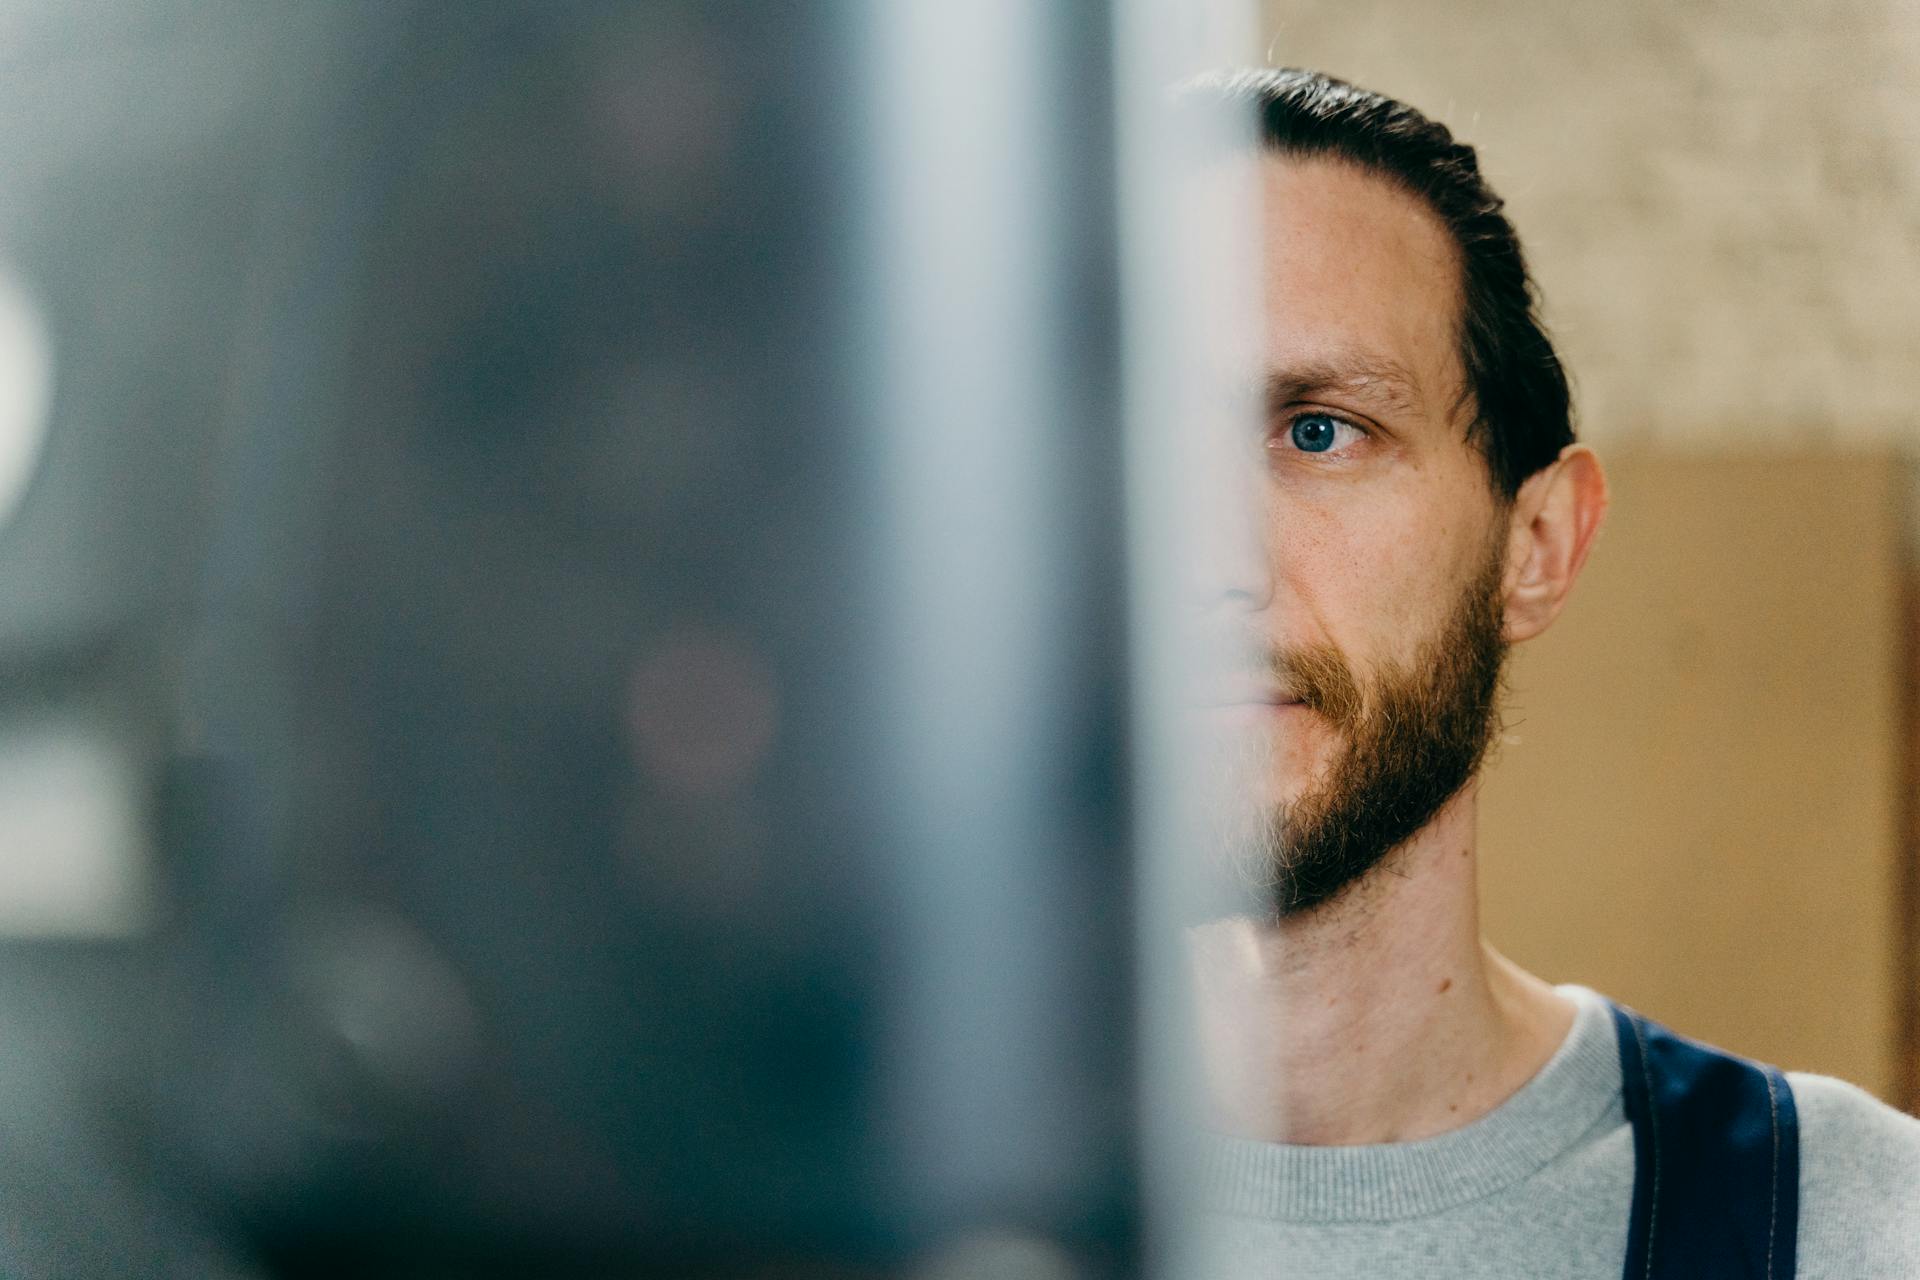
[1260,0,1920,454]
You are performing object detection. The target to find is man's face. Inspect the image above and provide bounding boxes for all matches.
[1197,154,1515,916]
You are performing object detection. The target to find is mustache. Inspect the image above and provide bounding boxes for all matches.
[1270,646,1364,728]
[1212,643,1365,728]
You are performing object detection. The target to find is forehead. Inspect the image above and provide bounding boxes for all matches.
[1261,154,1466,416]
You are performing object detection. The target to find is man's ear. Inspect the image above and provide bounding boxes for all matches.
[1502,444,1608,644]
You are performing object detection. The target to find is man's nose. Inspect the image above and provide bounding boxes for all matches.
[1191,454,1275,614]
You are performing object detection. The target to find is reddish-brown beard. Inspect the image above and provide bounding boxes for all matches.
[1253,539,1510,917]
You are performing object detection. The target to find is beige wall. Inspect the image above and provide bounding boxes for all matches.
[1259,1,1920,458]
[1477,452,1909,1103]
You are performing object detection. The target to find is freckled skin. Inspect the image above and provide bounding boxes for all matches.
[1249,156,1509,809]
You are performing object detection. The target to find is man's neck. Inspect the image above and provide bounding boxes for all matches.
[1187,786,1574,1145]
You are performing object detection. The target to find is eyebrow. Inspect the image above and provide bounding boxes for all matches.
[1264,355,1427,420]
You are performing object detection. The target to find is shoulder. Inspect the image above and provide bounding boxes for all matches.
[1786,1071,1920,1278]
[1790,1071,1920,1174]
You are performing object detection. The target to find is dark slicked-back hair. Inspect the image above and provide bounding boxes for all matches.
[1198,68,1573,498]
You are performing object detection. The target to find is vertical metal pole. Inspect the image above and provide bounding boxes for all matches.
[861,0,1078,1210]
[1112,4,1260,1278]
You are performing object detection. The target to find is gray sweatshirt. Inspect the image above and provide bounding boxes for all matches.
[1199,986,1920,1278]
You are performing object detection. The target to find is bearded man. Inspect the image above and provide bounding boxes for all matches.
[1186,69,1920,1278]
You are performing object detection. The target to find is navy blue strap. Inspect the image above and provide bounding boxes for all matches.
[1611,1002,1799,1280]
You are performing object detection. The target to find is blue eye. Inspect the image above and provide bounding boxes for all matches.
[1290,413,1341,453]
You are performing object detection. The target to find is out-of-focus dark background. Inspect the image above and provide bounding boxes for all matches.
[0,2,1166,1274]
